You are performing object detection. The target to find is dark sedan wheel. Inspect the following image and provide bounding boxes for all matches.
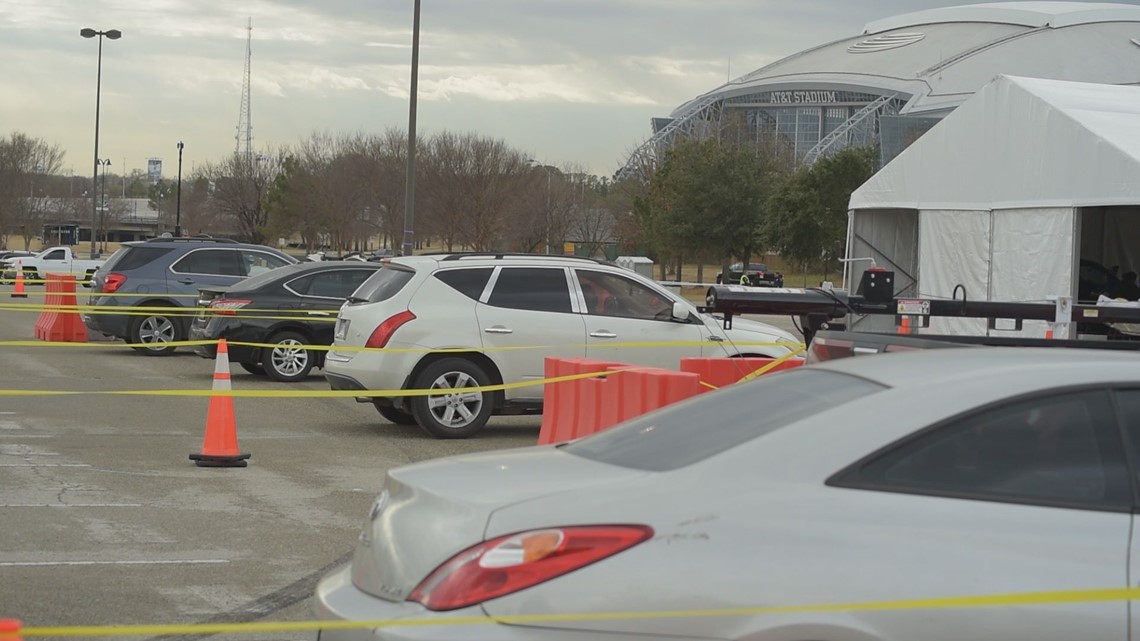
[261,331,314,382]
[129,314,181,356]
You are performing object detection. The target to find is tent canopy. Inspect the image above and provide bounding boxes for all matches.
[850,75,1140,211]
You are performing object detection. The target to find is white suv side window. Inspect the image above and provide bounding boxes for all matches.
[576,269,674,321]
[487,267,572,313]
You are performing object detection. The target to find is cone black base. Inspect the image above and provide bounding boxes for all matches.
[189,452,250,468]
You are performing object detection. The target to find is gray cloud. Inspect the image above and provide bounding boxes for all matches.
[2,0,1134,177]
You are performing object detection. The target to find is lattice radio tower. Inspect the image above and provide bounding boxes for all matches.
[235,17,253,162]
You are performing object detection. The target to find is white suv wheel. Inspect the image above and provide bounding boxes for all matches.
[410,358,494,439]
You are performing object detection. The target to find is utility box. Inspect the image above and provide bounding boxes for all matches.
[616,256,654,279]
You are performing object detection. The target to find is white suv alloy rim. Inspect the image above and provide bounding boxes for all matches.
[426,371,483,428]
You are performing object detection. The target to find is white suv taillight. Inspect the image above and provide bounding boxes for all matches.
[364,311,416,349]
[408,525,653,611]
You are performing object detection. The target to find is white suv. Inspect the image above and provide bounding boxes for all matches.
[324,253,802,438]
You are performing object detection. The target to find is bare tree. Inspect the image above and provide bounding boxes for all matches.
[0,132,65,249]
[571,207,616,258]
[201,148,281,243]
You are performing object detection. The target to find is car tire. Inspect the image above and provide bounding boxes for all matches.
[409,358,494,439]
[261,331,314,382]
[373,402,417,425]
[129,313,182,356]
[240,362,266,376]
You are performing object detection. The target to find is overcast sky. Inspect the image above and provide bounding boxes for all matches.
[0,0,1124,180]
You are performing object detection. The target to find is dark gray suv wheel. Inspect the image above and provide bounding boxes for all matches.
[129,313,182,356]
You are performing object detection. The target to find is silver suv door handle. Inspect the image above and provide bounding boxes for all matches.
[484,326,513,334]
[589,331,618,339]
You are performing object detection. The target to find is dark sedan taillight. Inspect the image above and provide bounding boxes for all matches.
[207,298,252,316]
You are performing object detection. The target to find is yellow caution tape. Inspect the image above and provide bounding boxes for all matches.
[737,346,808,382]
[0,339,805,354]
[13,586,1140,637]
[0,303,341,321]
[0,369,635,398]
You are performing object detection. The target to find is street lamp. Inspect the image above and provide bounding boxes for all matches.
[80,27,122,258]
[176,141,184,238]
[97,158,111,251]
[529,160,553,255]
[402,0,421,257]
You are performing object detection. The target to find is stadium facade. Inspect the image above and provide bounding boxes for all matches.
[620,2,1140,177]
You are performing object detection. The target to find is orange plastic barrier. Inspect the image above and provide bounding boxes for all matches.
[539,359,703,445]
[33,273,88,343]
[679,357,803,393]
[538,358,626,445]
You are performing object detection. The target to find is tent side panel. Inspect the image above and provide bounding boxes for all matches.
[989,207,1075,338]
[847,208,918,333]
[918,210,991,335]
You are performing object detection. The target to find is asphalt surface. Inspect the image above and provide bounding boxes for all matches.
[0,286,803,639]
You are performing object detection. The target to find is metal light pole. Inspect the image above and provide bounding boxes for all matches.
[97,158,111,251]
[80,27,121,258]
[402,0,421,257]
[176,141,184,237]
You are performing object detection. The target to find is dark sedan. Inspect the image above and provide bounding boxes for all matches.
[190,261,382,382]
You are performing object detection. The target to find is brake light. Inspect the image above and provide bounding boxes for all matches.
[208,298,252,315]
[805,336,854,363]
[365,310,416,349]
[101,273,127,294]
[409,525,653,611]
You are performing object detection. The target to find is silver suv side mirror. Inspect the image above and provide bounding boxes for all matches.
[672,301,692,322]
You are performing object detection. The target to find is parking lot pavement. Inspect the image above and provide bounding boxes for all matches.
[0,302,539,637]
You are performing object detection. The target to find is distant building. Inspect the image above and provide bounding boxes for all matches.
[620,2,1140,177]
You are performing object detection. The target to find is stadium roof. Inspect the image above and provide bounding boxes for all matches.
[671,1,1140,118]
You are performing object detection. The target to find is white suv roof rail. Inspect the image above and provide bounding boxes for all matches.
[427,252,611,266]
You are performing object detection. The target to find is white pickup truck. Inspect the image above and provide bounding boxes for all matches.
[1,246,105,283]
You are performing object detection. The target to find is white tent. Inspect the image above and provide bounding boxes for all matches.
[847,74,1140,336]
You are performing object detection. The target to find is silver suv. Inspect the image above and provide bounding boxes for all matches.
[324,253,802,438]
[84,237,298,355]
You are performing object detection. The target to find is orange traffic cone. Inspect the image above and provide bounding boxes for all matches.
[897,315,911,335]
[0,619,22,641]
[11,270,26,298]
[1045,323,1054,340]
[189,339,250,467]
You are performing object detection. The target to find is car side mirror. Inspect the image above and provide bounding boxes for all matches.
[672,301,693,322]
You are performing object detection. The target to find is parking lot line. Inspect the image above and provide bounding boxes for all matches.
[0,559,230,567]
[0,463,90,467]
[0,503,143,508]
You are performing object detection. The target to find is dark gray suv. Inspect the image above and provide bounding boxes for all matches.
[84,237,298,355]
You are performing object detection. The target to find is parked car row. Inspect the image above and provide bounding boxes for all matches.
[84,242,804,439]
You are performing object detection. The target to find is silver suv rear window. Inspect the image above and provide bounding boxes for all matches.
[350,265,415,303]
[563,369,885,471]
